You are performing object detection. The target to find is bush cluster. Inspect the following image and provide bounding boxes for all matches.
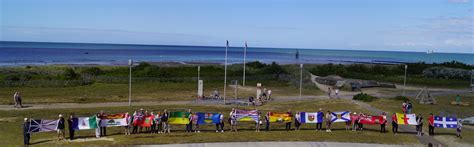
[352,93,378,102]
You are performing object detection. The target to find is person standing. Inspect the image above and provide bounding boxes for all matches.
[351,112,358,131]
[457,119,463,139]
[407,102,413,114]
[265,112,270,131]
[154,112,161,134]
[99,110,106,136]
[161,109,170,133]
[402,100,407,114]
[67,114,75,140]
[416,113,423,136]
[56,114,65,141]
[194,113,200,133]
[285,110,292,131]
[358,113,364,131]
[186,109,193,133]
[428,113,434,136]
[216,112,224,132]
[23,118,30,146]
[295,112,301,131]
[267,89,272,100]
[335,89,340,99]
[131,111,138,134]
[125,112,132,135]
[95,113,101,138]
[13,92,19,108]
[380,112,387,133]
[316,108,324,131]
[391,113,398,134]
[327,87,332,98]
[230,109,238,132]
[325,111,332,132]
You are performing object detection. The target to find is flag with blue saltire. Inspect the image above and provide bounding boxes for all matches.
[300,112,324,123]
[434,116,457,128]
[235,109,259,122]
[196,112,221,124]
[28,119,58,133]
[330,111,351,123]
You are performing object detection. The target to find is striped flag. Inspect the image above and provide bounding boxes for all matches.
[100,113,128,127]
[29,119,58,133]
[434,116,457,128]
[396,113,417,125]
[300,112,323,123]
[169,111,190,125]
[235,109,259,122]
[330,111,351,123]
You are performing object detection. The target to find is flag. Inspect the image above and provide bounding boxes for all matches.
[140,115,154,127]
[331,111,351,123]
[269,112,292,123]
[100,113,128,127]
[169,111,190,125]
[396,113,417,125]
[434,116,457,128]
[132,113,144,126]
[29,119,58,133]
[196,112,221,125]
[74,116,98,130]
[235,109,259,122]
[300,112,323,123]
[358,115,385,125]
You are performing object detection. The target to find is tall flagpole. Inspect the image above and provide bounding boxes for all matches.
[224,40,229,104]
[243,41,247,87]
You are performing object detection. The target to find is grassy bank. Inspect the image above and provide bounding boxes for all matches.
[0,99,420,146]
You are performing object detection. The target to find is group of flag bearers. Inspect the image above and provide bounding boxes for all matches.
[22,107,463,146]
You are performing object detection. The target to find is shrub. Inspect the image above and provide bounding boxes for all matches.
[353,93,378,102]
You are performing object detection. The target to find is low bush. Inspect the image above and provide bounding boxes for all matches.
[353,93,378,102]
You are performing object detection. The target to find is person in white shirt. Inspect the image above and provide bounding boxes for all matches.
[295,112,301,131]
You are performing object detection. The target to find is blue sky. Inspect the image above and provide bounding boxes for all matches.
[1,0,473,53]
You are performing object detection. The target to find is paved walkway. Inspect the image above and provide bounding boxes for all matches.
[139,142,410,147]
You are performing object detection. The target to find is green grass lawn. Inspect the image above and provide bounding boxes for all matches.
[0,99,419,146]
[368,93,474,145]
[0,80,322,105]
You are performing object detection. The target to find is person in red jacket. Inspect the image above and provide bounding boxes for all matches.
[428,113,434,136]
[391,113,398,134]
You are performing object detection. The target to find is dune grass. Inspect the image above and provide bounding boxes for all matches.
[368,93,474,145]
[0,99,419,146]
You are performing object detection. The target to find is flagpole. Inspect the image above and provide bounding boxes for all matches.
[224,40,228,104]
[243,41,247,87]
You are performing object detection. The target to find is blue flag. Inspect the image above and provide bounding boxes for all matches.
[300,112,323,123]
[434,116,457,128]
[196,112,221,125]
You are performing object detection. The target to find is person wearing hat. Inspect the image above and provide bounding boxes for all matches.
[23,118,30,146]
[57,114,65,141]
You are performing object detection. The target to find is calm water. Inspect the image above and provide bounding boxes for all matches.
[0,41,472,66]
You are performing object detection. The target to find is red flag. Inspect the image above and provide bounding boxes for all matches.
[140,115,154,127]
[359,116,385,125]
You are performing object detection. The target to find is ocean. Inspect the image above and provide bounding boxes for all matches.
[0,41,472,66]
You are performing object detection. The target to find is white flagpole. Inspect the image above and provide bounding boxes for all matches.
[224,40,229,104]
[243,41,247,87]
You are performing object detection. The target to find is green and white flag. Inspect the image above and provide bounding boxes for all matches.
[74,116,98,130]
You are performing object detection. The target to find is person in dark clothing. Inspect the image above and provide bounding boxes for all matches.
[316,108,324,131]
[23,118,30,146]
[416,113,423,136]
[380,112,387,133]
[57,114,66,141]
[391,113,398,134]
[99,111,106,136]
[186,109,193,133]
[67,114,75,140]
[285,110,292,131]
[265,112,270,131]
